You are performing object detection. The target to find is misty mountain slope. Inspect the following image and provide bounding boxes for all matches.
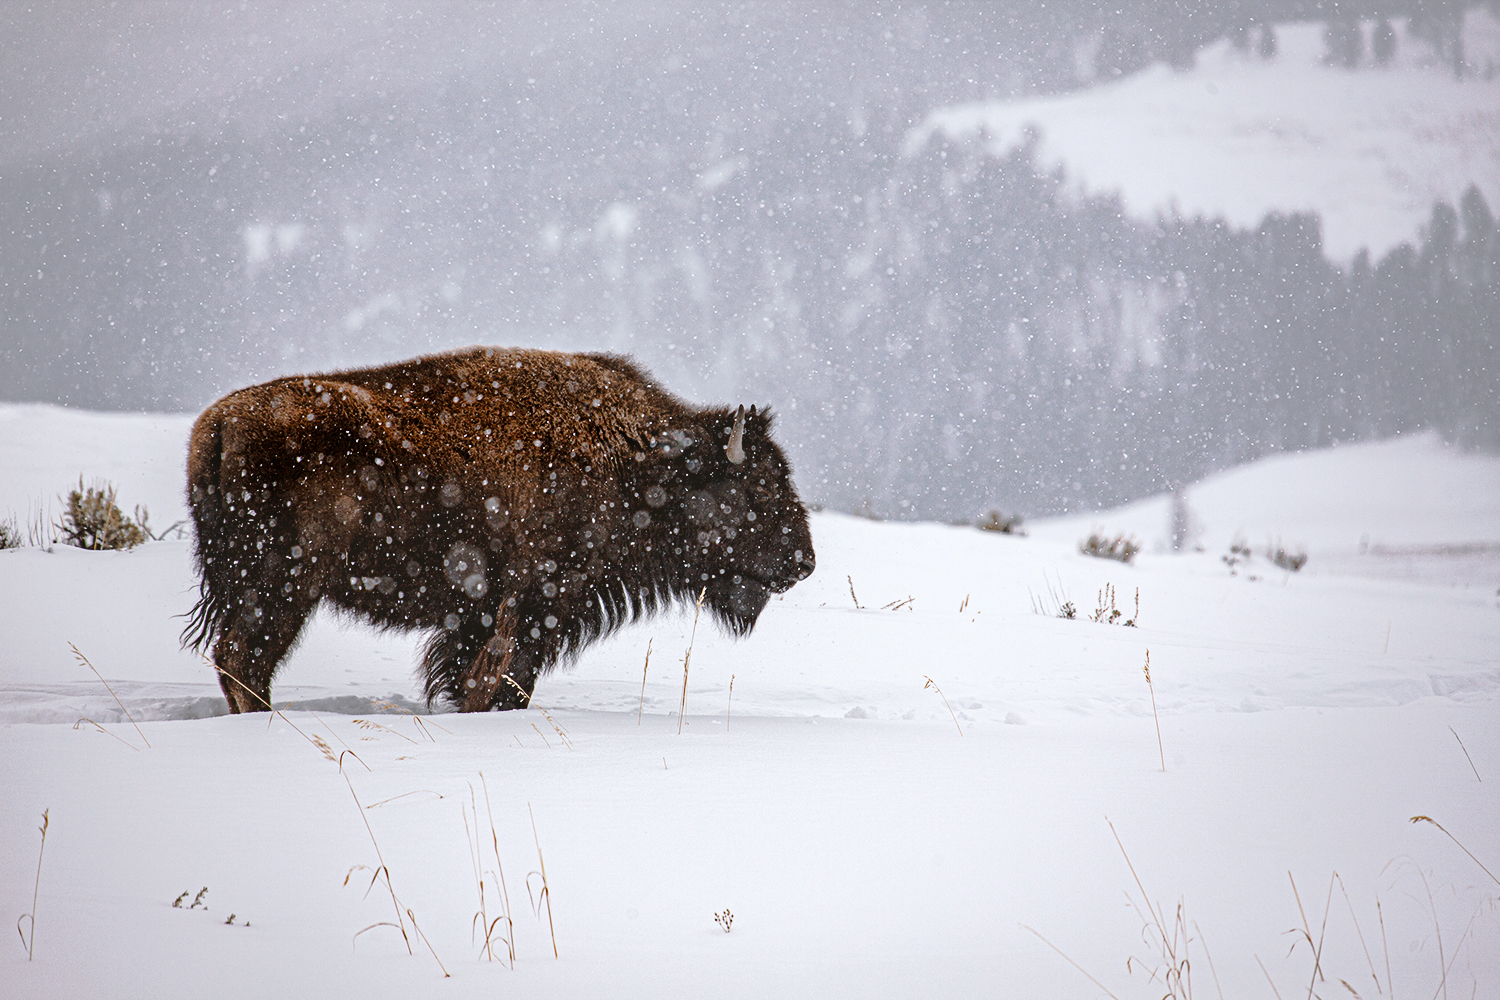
[1,398,1496,1000]
[2,6,1495,524]
[912,14,1500,261]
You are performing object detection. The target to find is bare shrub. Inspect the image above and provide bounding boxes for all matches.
[1079,531,1141,564]
[976,510,1026,535]
[57,478,150,550]
[1267,540,1308,572]
[0,514,21,550]
[1221,538,1252,576]
[1029,572,1077,619]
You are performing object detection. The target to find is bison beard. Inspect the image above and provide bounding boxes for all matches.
[182,347,815,713]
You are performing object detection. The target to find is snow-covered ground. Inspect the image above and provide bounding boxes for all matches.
[2,404,1497,997]
[908,14,1500,261]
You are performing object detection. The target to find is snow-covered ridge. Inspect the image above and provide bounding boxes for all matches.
[908,15,1500,261]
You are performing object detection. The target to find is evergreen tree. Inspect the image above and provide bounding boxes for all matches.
[1323,18,1362,69]
[1257,23,1278,60]
[1372,18,1396,66]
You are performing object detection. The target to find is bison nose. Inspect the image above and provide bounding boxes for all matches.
[794,549,815,580]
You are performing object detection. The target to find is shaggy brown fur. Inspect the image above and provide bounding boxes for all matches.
[183,347,815,713]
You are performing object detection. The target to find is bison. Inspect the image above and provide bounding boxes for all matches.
[182,347,815,713]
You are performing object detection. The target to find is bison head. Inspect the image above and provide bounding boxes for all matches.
[640,404,814,635]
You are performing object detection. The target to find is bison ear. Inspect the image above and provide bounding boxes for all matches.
[654,428,696,458]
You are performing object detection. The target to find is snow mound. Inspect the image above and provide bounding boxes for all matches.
[1029,431,1500,584]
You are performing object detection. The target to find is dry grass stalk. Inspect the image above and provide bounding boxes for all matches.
[70,642,149,748]
[880,596,914,611]
[537,708,573,750]
[499,672,532,706]
[1431,903,1488,994]
[1409,816,1500,886]
[1144,650,1164,771]
[205,656,370,767]
[343,769,411,957]
[637,638,652,724]
[315,717,364,760]
[499,675,571,748]
[1331,873,1383,998]
[27,497,58,548]
[1256,954,1286,1000]
[73,716,142,750]
[1448,727,1481,782]
[412,715,447,741]
[1089,583,1137,626]
[922,675,963,736]
[1376,896,1392,1000]
[480,775,516,966]
[364,790,444,809]
[353,718,420,745]
[1107,817,1197,999]
[847,574,862,609]
[726,674,735,731]
[464,777,515,966]
[527,804,558,958]
[1381,859,1448,999]
[16,809,48,961]
[1192,921,1226,1000]
[1285,871,1326,991]
[1019,923,1122,1000]
[958,594,969,613]
[403,908,450,977]
[1297,873,1336,1000]
[343,765,448,975]
[312,734,338,762]
[678,587,706,735]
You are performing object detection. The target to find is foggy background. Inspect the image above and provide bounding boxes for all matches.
[2,0,1495,520]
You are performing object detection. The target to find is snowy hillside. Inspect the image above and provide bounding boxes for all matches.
[909,14,1500,261]
[1,405,1497,998]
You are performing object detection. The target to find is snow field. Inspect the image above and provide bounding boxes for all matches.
[1,404,1497,996]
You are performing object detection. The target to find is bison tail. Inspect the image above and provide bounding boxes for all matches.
[181,408,231,654]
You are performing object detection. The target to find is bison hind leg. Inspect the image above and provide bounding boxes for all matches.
[212,596,315,713]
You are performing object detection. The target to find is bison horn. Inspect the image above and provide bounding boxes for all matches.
[726,405,746,465]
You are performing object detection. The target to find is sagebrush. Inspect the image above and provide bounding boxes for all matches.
[57,479,150,550]
[1080,532,1141,564]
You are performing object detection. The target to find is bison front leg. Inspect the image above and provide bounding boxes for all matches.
[459,633,539,712]
[422,605,540,712]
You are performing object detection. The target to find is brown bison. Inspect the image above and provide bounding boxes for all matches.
[182,347,815,713]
